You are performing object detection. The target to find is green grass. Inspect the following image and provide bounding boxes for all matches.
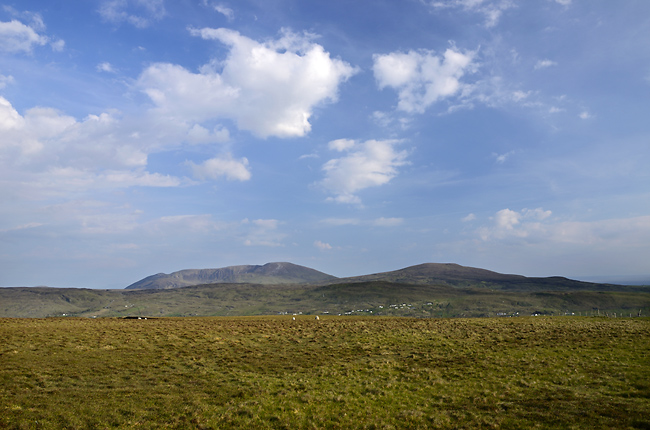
[1,316,649,429]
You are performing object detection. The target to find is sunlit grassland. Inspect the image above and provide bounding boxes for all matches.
[1,316,649,429]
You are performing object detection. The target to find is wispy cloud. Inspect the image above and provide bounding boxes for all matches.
[98,0,166,28]
[493,150,515,164]
[0,222,43,234]
[314,240,333,250]
[214,4,234,21]
[242,218,285,247]
[321,217,404,227]
[372,217,404,227]
[428,0,516,28]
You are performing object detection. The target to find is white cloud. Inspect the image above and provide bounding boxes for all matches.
[188,154,251,181]
[0,19,48,53]
[493,150,514,163]
[97,62,117,73]
[429,0,516,28]
[462,213,476,222]
[98,0,166,28]
[328,138,356,152]
[478,207,553,241]
[0,96,192,202]
[443,213,650,279]
[373,47,476,113]
[320,139,409,204]
[534,59,558,70]
[553,0,571,6]
[579,111,592,120]
[202,1,234,21]
[473,209,650,275]
[0,96,24,131]
[524,208,552,220]
[314,240,332,250]
[0,99,76,156]
[138,28,357,138]
[494,208,521,230]
[50,39,65,52]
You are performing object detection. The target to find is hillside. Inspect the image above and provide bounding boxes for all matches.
[125,262,338,289]
[1,280,649,319]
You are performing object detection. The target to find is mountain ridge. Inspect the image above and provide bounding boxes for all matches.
[125,262,338,289]
[125,261,634,292]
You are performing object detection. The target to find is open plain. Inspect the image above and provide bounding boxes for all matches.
[1,316,649,429]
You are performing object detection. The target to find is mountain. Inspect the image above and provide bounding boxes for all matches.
[334,263,628,292]
[126,262,634,292]
[125,262,338,289]
[337,263,523,284]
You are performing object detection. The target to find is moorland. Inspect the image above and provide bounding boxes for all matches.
[1,316,649,429]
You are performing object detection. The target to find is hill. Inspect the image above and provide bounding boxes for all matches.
[125,262,338,289]
[337,263,627,292]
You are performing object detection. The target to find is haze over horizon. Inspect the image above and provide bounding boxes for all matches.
[1,1,649,289]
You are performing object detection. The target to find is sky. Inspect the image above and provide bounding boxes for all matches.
[1,0,649,289]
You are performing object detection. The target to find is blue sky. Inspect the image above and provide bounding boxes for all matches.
[1,0,649,288]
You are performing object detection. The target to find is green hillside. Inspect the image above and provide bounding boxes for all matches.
[2,280,649,318]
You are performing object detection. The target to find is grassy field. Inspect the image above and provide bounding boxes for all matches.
[1,316,649,429]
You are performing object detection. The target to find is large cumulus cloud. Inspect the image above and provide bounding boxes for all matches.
[138,28,358,138]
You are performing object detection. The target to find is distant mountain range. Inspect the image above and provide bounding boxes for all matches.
[1,262,648,318]
[125,262,634,292]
